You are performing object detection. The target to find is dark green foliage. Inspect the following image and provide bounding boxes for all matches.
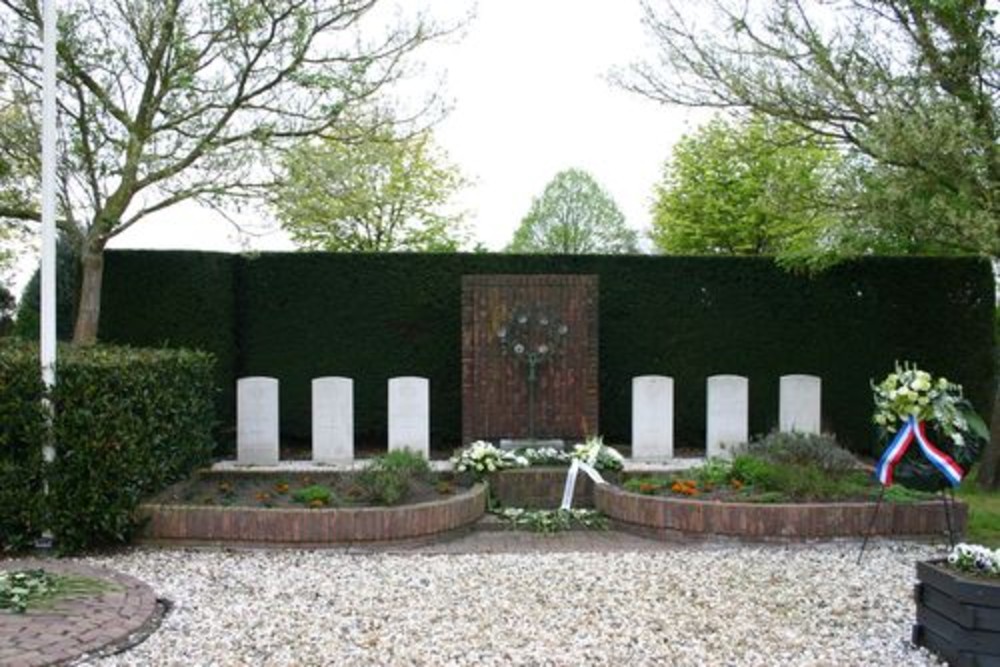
[739,431,859,475]
[357,449,431,505]
[99,251,995,455]
[0,340,216,553]
[0,285,15,336]
[98,251,237,450]
[13,238,80,341]
[0,341,46,551]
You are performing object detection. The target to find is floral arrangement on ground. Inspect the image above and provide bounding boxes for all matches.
[492,508,608,533]
[452,436,624,479]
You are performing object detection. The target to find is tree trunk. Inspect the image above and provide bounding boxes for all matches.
[977,387,1000,490]
[72,243,105,345]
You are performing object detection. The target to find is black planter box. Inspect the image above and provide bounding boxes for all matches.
[913,559,1000,666]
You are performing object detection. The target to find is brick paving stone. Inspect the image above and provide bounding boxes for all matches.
[0,559,158,667]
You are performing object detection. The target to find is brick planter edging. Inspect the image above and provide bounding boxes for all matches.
[139,482,487,544]
[594,484,967,539]
[0,560,159,667]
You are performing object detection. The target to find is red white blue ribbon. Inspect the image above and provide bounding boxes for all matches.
[875,415,964,487]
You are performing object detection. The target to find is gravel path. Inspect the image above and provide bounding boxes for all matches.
[74,540,944,666]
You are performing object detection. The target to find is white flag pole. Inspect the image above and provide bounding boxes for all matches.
[40,0,57,438]
[38,0,58,548]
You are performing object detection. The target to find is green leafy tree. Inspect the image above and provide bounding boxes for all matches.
[0,0,448,343]
[274,127,467,252]
[620,0,999,258]
[508,169,638,254]
[0,90,36,282]
[651,114,840,261]
[622,0,1000,489]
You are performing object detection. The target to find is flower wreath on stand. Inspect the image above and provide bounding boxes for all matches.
[871,362,988,492]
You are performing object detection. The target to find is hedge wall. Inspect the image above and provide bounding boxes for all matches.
[99,252,996,455]
[100,250,237,436]
[0,341,215,553]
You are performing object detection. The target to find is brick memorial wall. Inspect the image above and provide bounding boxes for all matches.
[461,274,598,444]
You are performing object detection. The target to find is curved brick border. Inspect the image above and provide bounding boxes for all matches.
[139,482,487,544]
[0,559,158,667]
[595,484,967,540]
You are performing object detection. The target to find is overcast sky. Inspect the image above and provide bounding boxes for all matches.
[105,1,713,255]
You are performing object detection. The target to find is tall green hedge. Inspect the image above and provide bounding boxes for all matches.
[99,250,237,444]
[0,341,215,553]
[99,251,996,455]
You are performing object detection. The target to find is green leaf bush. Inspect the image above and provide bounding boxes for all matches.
[0,340,215,553]
[738,431,859,475]
[358,449,431,505]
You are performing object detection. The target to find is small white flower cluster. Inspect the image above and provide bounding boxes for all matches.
[872,361,968,444]
[947,542,1000,577]
[571,435,625,471]
[494,507,607,532]
[452,437,626,475]
[519,447,571,465]
[451,441,528,476]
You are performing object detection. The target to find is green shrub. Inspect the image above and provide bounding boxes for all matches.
[730,455,782,488]
[0,340,216,553]
[0,344,47,551]
[731,452,871,501]
[739,431,859,474]
[357,449,430,505]
[693,458,734,486]
[292,485,336,506]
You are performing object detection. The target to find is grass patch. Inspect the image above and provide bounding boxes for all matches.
[0,569,117,613]
[957,481,1000,548]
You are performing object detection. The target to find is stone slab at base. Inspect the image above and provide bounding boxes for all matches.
[211,457,707,474]
[498,439,566,451]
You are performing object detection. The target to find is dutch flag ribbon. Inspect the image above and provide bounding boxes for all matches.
[875,415,964,487]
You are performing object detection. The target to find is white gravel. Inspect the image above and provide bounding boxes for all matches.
[74,540,945,666]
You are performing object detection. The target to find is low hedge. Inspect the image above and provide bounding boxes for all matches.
[0,340,215,553]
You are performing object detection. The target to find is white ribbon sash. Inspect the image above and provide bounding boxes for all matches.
[560,459,606,510]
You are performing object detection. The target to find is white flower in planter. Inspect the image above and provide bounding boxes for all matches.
[947,542,1000,577]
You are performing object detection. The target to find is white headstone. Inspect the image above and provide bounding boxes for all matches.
[706,375,748,459]
[388,376,429,458]
[632,375,674,460]
[237,377,279,465]
[312,377,354,464]
[779,374,822,434]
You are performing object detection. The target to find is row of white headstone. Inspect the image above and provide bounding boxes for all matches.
[632,373,822,461]
[237,376,430,465]
[235,373,821,465]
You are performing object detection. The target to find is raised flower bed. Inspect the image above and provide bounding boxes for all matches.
[139,480,486,544]
[913,553,1000,666]
[594,483,966,540]
[138,454,487,545]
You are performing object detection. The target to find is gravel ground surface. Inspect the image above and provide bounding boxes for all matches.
[73,539,945,667]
